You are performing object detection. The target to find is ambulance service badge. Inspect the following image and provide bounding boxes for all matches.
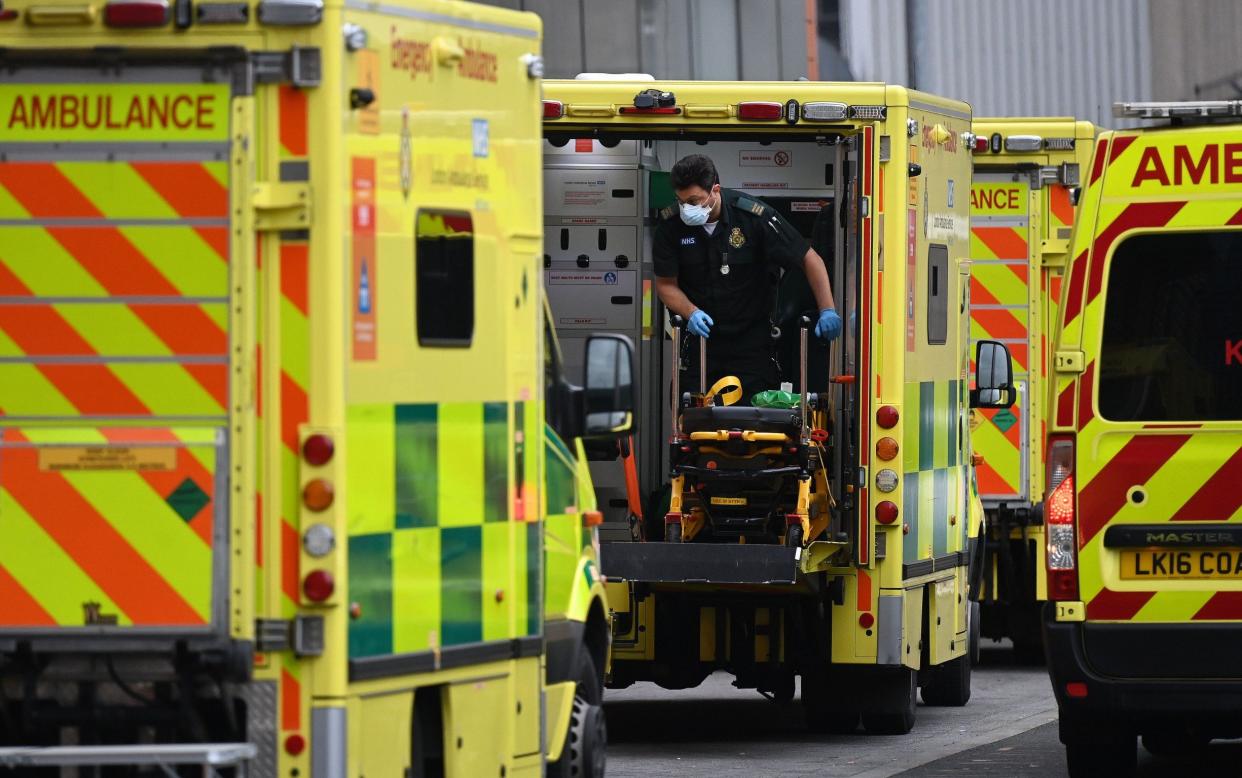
[729,227,745,248]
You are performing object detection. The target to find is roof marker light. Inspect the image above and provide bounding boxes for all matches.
[1005,135,1043,152]
[543,100,564,119]
[25,4,95,24]
[849,105,887,120]
[802,102,848,122]
[737,102,783,121]
[257,0,322,26]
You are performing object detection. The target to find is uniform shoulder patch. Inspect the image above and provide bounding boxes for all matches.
[659,205,676,220]
[735,195,768,217]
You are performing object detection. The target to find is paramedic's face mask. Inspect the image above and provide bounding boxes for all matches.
[677,185,718,227]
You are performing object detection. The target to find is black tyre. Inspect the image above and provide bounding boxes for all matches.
[1066,734,1136,778]
[665,522,682,543]
[548,651,606,778]
[860,667,916,736]
[920,653,971,707]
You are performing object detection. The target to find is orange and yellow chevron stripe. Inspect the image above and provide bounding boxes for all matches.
[0,139,231,630]
[970,177,1031,499]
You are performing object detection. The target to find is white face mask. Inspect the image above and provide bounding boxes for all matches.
[679,191,715,226]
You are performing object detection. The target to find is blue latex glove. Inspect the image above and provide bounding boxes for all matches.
[815,308,842,341]
[687,309,714,338]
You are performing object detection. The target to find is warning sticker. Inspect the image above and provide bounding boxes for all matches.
[38,447,176,472]
[351,157,378,361]
[791,200,828,213]
[739,149,793,167]
[548,271,619,285]
[561,179,609,208]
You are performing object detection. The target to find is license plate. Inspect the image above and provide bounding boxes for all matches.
[1120,548,1242,580]
[710,496,747,506]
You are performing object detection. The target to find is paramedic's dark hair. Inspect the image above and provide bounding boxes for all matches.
[671,154,720,192]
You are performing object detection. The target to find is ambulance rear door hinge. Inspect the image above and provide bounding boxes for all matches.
[1040,239,1070,268]
[254,616,324,656]
[253,182,310,231]
[1054,350,1085,374]
[250,45,322,88]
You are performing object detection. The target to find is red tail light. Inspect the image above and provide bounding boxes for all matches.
[1045,435,1079,601]
[104,0,169,26]
[875,500,899,525]
[542,100,563,119]
[302,570,335,602]
[972,135,989,153]
[876,405,899,429]
[302,433,335,466]
[737,102,782,121]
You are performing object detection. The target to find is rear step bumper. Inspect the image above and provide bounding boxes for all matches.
[1042,603,1242,731]
[600,541,800,584]
[0,743,256,770]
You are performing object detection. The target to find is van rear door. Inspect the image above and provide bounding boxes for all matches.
[970,173,1033,502]
[0,60,240,640]
[1070,127,1242,663]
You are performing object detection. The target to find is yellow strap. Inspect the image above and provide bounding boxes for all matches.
[705,375,744,407]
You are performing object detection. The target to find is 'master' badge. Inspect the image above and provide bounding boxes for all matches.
[729,227,746,248]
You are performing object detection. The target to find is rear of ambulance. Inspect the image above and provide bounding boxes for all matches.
[1043,103,1242,775]
[0,2,308,767]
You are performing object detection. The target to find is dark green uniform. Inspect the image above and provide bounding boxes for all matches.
[653,188,810,400]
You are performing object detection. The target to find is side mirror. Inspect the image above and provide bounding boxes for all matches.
[970,340,1017,409]
[582,333,635,438]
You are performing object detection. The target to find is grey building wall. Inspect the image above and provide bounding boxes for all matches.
[1149,0,1242,101]
[478,0,815,81]
[842,0,1153,127]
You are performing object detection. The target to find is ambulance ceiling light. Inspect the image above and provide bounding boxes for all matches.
[1005,135,1042,152]
[802,102,848,122]
[1115,100,1242,119]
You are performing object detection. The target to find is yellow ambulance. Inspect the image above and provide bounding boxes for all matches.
[1043,100,1242,776]
[543,77,1016,734]
[968,117,1098,656]
[0,2,619,776]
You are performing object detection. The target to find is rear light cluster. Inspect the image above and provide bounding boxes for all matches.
[542,91,890,125]
[874,407,901,497]
[972,133,1076,154]
[301,432,338,604]
[1045,435,1079,601]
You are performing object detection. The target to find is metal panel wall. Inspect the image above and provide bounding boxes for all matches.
[840,0,909,84]
[1149,0,1242,101]
[478,0,809,81]
[842,0,1154,128]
